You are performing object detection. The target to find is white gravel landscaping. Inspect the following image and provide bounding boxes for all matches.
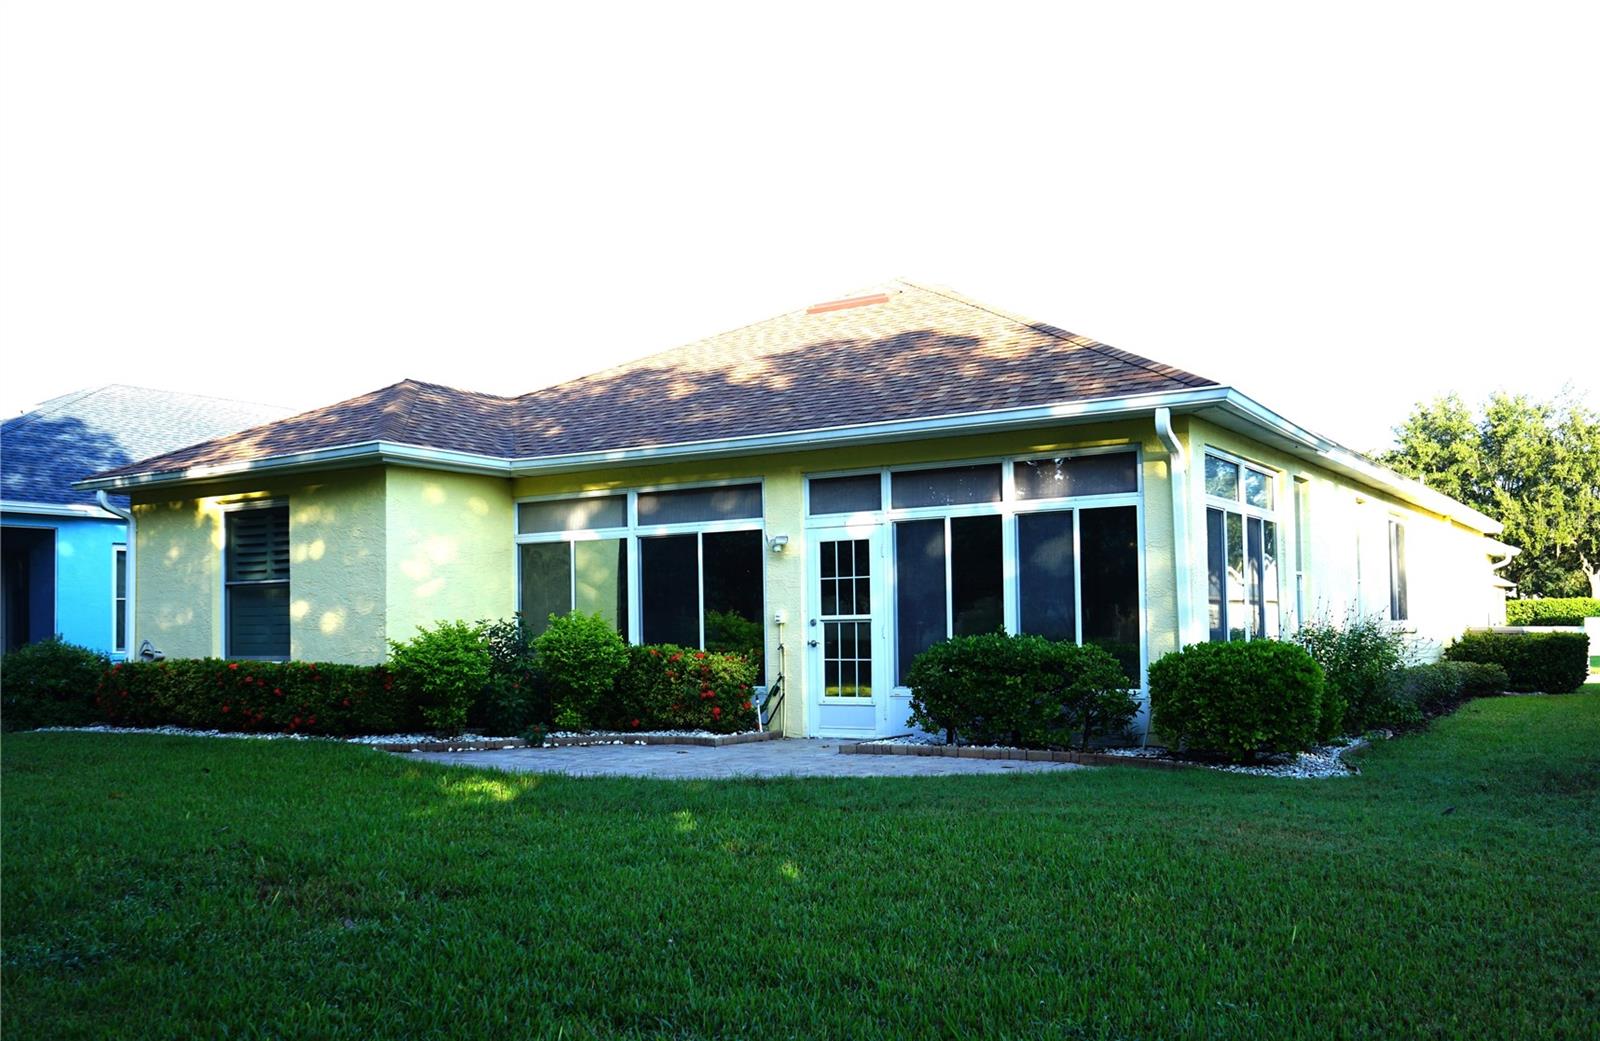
[874,731,1371,778]
[31,724,752,749]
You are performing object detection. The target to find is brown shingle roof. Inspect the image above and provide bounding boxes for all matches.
[87,280,1216,482]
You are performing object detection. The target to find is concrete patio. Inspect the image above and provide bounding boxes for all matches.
[405,737,1087,779]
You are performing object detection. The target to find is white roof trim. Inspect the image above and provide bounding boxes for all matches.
[71,384,1503,534]
[1,499,121,520]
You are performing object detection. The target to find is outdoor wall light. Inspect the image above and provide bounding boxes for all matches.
[768,534,790,554]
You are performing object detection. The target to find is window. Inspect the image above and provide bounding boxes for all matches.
[1388,519,1408,621]
[1015,452,1137,499]
[113,545,127,654]
[1015,506,1140,683]
[890,464,1002,508]
[225,505,289,659]
[518,539,629,637]
[640,529,763,658]
[636,484,761,525]
[807,474,883,516]
[893,514,1006,683]
[517,495,626,534]
[1204,453,1279,642]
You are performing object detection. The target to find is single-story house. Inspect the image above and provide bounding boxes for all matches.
[2,385,290,657]
[77,281,1514,736]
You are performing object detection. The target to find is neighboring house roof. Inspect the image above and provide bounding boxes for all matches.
[71,280,1503,535]
[2,385,292,510]
[82,280,1216,482]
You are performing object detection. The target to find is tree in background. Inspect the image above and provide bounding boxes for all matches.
[1381,391,1600,598]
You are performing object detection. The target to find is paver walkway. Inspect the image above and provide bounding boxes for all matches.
[406,738,1086,779]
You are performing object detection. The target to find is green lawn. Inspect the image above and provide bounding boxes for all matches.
[4,692,1598,1040]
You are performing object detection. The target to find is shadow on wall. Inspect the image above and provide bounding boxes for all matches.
[1,415,135,508]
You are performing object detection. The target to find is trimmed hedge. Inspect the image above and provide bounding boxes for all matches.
[96,659,410,734]
[1504,598,1600,627]
[905,632,1136,749]
[1,638,110,730]
[1148,640,1325,762]
[1442,631,1590,693]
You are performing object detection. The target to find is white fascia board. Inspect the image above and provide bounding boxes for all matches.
[1,499,120,520]
[72,441,514,493]
[1212,390,1504,535]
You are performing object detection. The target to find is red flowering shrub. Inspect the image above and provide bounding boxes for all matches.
[612,644,758,733]
[94,659,411,735]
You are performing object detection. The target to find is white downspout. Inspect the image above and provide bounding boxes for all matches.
[96,491,134,659]
[1154,408,1193,646]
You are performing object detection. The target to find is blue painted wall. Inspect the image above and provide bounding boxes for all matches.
[2,513,128,659]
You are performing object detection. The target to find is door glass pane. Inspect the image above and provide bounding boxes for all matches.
[1244,468,1273,510]
[890,465,1002,508]
[808,474,883,515]
[517,495,626,534]
[636,484,761,525]
[518,542,572,637]
[1206,508,1226,642]
[950,515,1003,636]
[640,534,700,646]
[1205,456,1240,500]
[822,620,873,698]
[703,529,764,664]
[1226,512,1247,640]
[573,539,628,635]
[1015,452,1138,499]
[895,519,947,684]
[1017,510,1076,640]
[1080,506,1140,684]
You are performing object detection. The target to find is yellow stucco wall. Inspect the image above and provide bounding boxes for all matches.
[384,467,515,644]
[511,421,1174,735]
[130,469,390,663]
[1182,417,1502,656]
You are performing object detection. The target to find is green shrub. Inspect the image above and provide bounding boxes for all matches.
[475,616,546,735]
[534,612,629,730]
[1387,660,1513,720]
[1442,631,1589,693]
[388,621,492,733]
[94,659,408,734]
[613,645,759,733]
[1293,611,1412,735]
[1148,640,1324,762]
[1504,597,1600,627]
[904,632,1135,749]
[1,638,109,729]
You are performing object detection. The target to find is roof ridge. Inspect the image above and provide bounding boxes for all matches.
[3,385,112,431]
[893,279,1214,388]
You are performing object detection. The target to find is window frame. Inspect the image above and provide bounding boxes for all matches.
[219,499,291,661]
[1387,516,1408,622]
[1201,448,1282,642]
[805,445,1147,691]
[112,543,127,655]
[512,479,766,660]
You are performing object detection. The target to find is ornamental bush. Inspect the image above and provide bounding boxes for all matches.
[1504,597,1600,627]
[1292,611,1412,735]
[905,632,1135,749]
[1147,640,1324,762]
[1,638,109,730]
[534,612,629,730]
[612,644,759,734]
[1386,660,1511,719]
[1442,631,1589,693]
[94,658,408,734]
[475,616,546,735]
[388,621,492,734]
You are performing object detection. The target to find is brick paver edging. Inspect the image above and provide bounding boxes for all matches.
[377,730,778,754]
[839,741,1195,770]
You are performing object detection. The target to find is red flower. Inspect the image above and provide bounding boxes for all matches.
[711,706,722,719]
[669,653,683,663]
[694,651,706,660]
[228,663,239,671]
[307,715,316,726]
[648,648,660,657]
[701,690,714,700]
[274,687,282,696]
[221,705,230,713]
[631,719,641,728]
[341,698,351,707]
[742,700,752,711]
[291,716,301,727]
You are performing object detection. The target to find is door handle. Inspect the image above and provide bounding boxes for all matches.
[807,639,819,647]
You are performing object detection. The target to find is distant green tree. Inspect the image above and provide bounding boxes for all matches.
[1382,393,1593,601]
[1381,391,1600,598]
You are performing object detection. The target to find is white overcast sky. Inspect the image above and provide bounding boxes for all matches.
[2,1,1596,453]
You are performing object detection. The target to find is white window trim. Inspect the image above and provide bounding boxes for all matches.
[1201,449,1284,641]
[512,480,766,659]
[801,446,1148,695]
[219,499,290,661]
